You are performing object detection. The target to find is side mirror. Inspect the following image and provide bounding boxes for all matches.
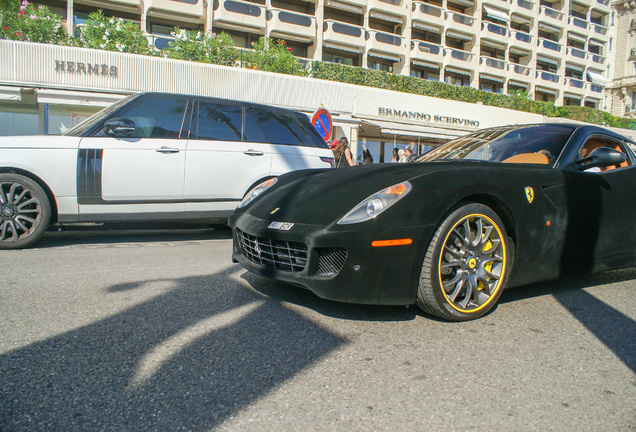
[103,118,135,137]
[576,147,626,171]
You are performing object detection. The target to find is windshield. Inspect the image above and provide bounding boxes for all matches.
[417,124,577,167]
[62,93,138,137]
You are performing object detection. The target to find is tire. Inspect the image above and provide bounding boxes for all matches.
[0,173,52,250]
[416,203,511,321]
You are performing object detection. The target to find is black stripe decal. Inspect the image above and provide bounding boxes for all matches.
[77,149,103,204]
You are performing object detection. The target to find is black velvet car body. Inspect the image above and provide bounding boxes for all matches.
[230,124,636,321]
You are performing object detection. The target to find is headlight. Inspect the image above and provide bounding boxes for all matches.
[238,178,278,209]
[337,182,412,225]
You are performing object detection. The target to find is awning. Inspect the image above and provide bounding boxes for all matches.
[369,9,403,24]
[535,87,558,96]
[565,64,584,72]
[0,85,21,101]
[411,60,440,69]
[509,46,531,55]
[326,0,364,14]
[538,22,560,33]
[510,14,531,25]
[480,74,504,83]
[568,32,587,43]
[587,70,608,86]
[536,55,559,65]
[323,42,362,54]
[564,93,582,100]
[588,39,605,48]
[445,67,471,77]
[508,80,529,88]
[483,5,510,22]
[368,50,401,62]
[413,22,441,33]
[446,30,472,41]
[36,89,128,107]
[451,0,474,7]
[358,120,466,141]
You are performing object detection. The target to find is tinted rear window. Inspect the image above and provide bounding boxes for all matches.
[244,106,327,148]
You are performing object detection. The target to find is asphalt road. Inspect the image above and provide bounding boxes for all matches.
[0,226,634,432]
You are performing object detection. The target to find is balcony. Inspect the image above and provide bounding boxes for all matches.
[590,84,603,93]
[446,48,475,68]
[322,20,366,52]
[368,0,407,18]
[593,24,608,38]
[566,46,587,61]
[410,40,444,62]
[537,70,560,84]
[568,16,588,32]
[536,37,562,56]
[539,6,564,26]
[412,2,446,28]
[366,30,405,58]
[479,56,507,76]
[589,53,606,65]
[567,77,586,89]
[510,63,532,77]
[512,30,533,45]
[511,0,535,13]
[446,12,475,29]
[146,0,204,20]
[480,22,509,45]
[213,0,266,31]
[268,9,316,41]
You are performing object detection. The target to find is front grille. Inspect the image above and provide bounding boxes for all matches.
[316,248,348,276]
[237,229,308,272]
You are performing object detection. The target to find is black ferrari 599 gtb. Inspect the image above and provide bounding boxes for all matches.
[230,123,636,321]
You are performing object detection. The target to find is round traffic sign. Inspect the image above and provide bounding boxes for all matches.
[311,108,333,142]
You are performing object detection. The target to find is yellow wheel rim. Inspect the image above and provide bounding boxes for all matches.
[437,213,507,313]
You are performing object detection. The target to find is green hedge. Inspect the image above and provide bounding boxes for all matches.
[310,62,636,130]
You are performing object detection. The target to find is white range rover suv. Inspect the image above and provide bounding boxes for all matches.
[0,92,334,249]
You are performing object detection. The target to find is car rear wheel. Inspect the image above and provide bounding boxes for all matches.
[0,173,51,250]
[416,203,510,321]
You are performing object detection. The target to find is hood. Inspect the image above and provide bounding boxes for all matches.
[244,162,452,225]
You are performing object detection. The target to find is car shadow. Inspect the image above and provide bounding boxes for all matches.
[499,267,636,373]
[0,265,345,431]
[33,223,233,248]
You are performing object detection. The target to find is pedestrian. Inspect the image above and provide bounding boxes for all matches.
[334,137,354,168]
[361,148,373,164]
[391,148,399,163]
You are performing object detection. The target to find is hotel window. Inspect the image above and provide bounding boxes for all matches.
[444,72,470,86]
[411,66,440,81]
[323,51,358,66]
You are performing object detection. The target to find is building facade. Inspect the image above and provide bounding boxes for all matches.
[31,0,616,108]
[607,0,636,118]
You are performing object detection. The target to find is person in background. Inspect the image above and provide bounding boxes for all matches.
[334,136,354,168]
[391,148,399,163]
[361,149,373,164]
[397,149,406,162]
[402,147,414,162]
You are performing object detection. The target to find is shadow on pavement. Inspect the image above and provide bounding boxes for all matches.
[0,265,345,431]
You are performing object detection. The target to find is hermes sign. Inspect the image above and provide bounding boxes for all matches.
[54,60,118,77]
[378,107,479,128]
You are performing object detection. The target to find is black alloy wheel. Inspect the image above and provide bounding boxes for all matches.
[0,173,51,249]
[416,202,511,321]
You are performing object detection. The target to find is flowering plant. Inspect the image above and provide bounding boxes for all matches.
[78,10,150,55]
[166,29,237,66]
[0,0,63,43]
[245,37,307,76]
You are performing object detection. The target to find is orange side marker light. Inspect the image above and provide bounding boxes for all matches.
[372,238,413,247]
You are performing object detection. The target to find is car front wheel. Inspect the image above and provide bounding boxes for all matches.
[416,203,511,321]
[0,173,52,250]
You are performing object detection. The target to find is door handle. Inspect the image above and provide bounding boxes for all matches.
[244,149,264,156]
[156,146,180,153]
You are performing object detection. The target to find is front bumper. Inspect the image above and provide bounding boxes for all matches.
[230,211,434,306]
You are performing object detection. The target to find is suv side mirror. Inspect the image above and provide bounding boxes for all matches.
[576,147,626,171]
[103,118,136,137]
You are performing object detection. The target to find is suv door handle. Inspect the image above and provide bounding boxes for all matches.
[156,146,180,153]
[244,149,264,156]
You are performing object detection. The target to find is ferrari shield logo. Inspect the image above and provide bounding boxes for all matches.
[525,187,535,204]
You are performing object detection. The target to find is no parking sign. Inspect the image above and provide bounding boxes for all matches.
[311,108,333,142]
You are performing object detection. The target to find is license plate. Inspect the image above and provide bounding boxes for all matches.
[268,221,294,231]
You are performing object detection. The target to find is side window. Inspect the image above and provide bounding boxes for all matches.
[627,141,636,159]
[577,137,630,171]
[193,101,243,141]
[244,106,325,147]
[99,97,189,138]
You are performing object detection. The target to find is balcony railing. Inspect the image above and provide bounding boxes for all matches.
[540,6,564,21]
[213,0,266,30]
[569,16,588,30]
[568,78,584,88]
[413,1,445,19]
[538,38,562,52]
[567,46,587,59]
[449,49,474,61]
[480,56,506,69]
[593,24,608,36]
[590,54,606,64]
[513,30,532,44]
[450,12,475,27]
[269,9,316,39]
[323,20,365,49]
[370,30,404,47]
[591,84,603,93]
[512,64,531,75]
[411,40,443,56]
[482,22,508,37]
[516,0,534,10]
[537,70,560,83]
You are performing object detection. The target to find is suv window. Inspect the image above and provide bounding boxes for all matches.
[95,97,189,138]
[193,101,243,141]
[244,106,326,147]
